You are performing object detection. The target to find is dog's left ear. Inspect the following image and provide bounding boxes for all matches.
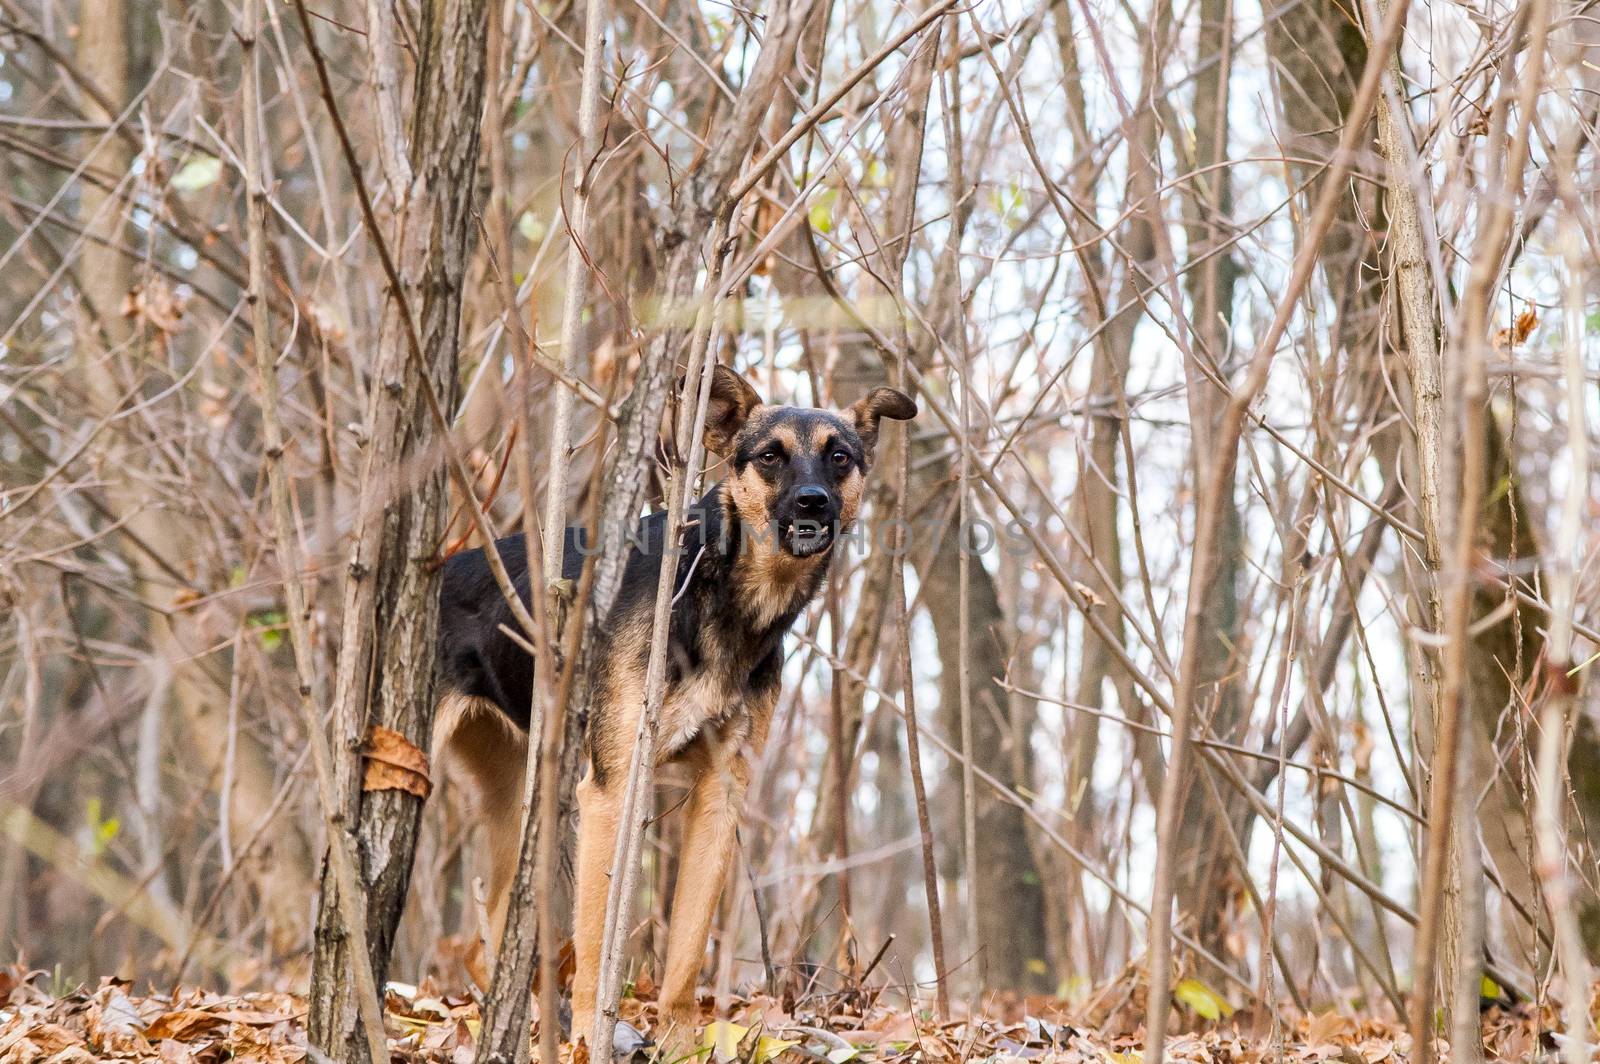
[703,365,764,457]
[849,387,918,456]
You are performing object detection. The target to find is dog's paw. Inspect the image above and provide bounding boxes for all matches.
[650,1014,700,1064]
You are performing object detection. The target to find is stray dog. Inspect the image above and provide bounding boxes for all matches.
[432,366,916,1046]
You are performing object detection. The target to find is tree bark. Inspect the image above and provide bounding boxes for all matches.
[1172,0,1248,969]
[918,524,1052,991]
[306,1,491,1058]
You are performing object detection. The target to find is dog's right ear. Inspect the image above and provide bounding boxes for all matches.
[702,365,764,457]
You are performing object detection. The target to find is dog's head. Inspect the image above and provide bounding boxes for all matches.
[701,366,917,558]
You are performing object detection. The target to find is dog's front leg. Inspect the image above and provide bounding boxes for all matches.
[656,752,751,1053]
[570,772,623,1047]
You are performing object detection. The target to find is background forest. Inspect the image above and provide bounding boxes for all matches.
[1,0,1598,1060]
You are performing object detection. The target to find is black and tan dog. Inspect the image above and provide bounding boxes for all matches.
[432,367,915,1045]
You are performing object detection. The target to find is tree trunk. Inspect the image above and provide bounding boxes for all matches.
[918,522,1052,992]
[1172,0,1248,968]
[1048,0,1169,981]
[307,1,491,1057]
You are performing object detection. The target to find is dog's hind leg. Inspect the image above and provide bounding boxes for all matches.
[434,693,528,979]
[570,771,623,1047]
[656,747,752,1051]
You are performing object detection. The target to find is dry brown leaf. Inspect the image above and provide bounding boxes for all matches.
[120,279,186,335]
[222,1020,305,1063]
[1492,304,1538,350]
[24,1021,84,1054]
[1302,1011,1355,1045]
[362,725,433,798]
[145,1008,230,1041]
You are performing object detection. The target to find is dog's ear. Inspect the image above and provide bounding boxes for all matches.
[702,365,764,457]
[849,387,918,455]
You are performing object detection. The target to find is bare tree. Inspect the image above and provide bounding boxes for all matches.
[2,0,1598,1060]
[301,1,492,1058]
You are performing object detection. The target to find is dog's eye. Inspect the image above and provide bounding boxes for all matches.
[830,450,851,467]
[758,449,782,467]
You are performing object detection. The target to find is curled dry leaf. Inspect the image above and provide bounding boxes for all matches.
[144,1008,229,1041]
[1491,303,1537,350]
[362,724,433,798]
[120,278,186,336]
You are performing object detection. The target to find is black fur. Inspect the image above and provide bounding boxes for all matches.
[436,481,827,762]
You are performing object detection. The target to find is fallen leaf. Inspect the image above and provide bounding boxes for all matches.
[754,1035,798,1063]
[20,1022,86,1055]
[146,1008,229,1041]
[91,984,143,1036]
[158,1037,200,1062]
[1304,1011,1354,1045]
[704,1020,748,1062]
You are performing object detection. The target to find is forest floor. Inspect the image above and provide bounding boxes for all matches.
[0,963,1563,1063]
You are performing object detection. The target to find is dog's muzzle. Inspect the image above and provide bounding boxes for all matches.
[782,485,837,556]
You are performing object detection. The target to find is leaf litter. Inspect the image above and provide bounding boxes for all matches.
[0,964,1571,1063]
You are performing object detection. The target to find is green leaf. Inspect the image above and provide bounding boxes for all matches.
[248,609,287,652]
[1480,974,1503,999]
[989,177,1025,227]
[84,797,120,856]
[1174,978,1233,1021]
[808,188,838,234]
[826,1049,859,1064]
[172,154,223,192]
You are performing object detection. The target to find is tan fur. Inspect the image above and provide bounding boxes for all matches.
[727,464,775,528]
[564,515,801,1050]
[433,692,529,961]
[570,689,777,1050]
[838,467,865,527]
[733,538,826,629]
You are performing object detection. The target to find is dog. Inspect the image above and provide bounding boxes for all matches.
[431,366,916,1047]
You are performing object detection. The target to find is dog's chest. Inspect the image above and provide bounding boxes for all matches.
[659,666,753,756]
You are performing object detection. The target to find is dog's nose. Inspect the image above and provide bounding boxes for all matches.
[794,486,830,513]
